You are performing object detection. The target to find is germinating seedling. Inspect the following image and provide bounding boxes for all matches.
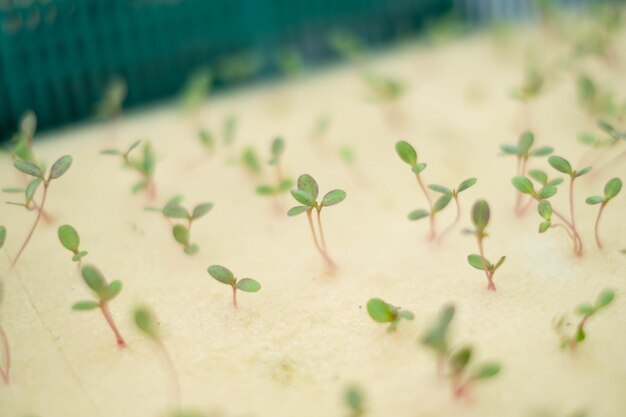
[577,74,623,120]
[586,177,622,249]
[57,224,88,265]
[362,73,405,103]
[197,129,216,156]
[101,140,157,199]
[8,155,72,267]
[500,131,553,214]
[72,264,126,347]
[207,265,261,309]
[147,195,213,255]
[134,306,180,411]
[9,111,37,163]
[464,200,505,291]
[288,174,346,270]
[179,68,212,115]
[428,178,477,242]
[256,137,294,211]
[344,385,366,417]
[511,65,545,128]
[554,289,616,351]
[366,298,414,332]
[421,304,455,374]
[582,120,626,173]
[241,147,262,176]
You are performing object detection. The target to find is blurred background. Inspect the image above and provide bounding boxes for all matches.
[0,0,619,139]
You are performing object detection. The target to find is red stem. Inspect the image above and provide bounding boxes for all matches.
[476,236,496,291]
[0,324,10,384]
[316,209,327,251]
[594,203,606,250]
[306,210,336,270]
[437,195,460,243]
[12,182,48,268]
[156,339,181,411]
[514,157,528,215]
[232,285,238,309]
[99,302,127,348]
[415,173,436,239]
[568,177,583,257]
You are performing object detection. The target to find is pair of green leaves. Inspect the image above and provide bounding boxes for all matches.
[575,289,616,317]
[511,66,544,101]
[288,174,347,216]
[557,289,616,349]
[511,176,559,200]
[450,346,502,381]
[395,141,426,174]
[14,155,72,183]
[408,178,477,222]
[500,131,553,159]
[366,298,414,332]
[101,140,156,193]
[548,155,592,178]
[421,304,455,356]
[586,177,622,205]
[467,254,506,275]
[207,265,261,301]
[58,224,88,262]
[537,200,553,233]
[72,265,123,311]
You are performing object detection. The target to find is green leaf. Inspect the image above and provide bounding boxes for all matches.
[72,251,88,262]
[242,147,261,174]
[290,189,316,206]
[134,306,158,338]
[518,131,534,155]
[604,178,622,200]
[270,137,284,162]
[472,362,501,380]
[207,265,235,285]
[2,188,24,193]
[530,146,553,157]
[411,163,427,174]
[198,129,215,150]
[141,142,156,175]
[131,181,148,194]
[72,300,99,311]
[451,347,473,374]
[345,386,365,412]
[511,177,535,195]
[192,203,214,219]
[471,200,490,233]
[321,189,346,207]
[595,289,615,309]
[81,265,106,295]
[297,174,319,199]
[576,303,594,316]
[428,184,452,195]
[184,244,199,255]
[548,156,573,175]
[500,144,519,155]
[366,298,396,323]
[457,178,477,192]
[277,178,294,192]
[421,304,455,353]
[0,226,6,250]
[539,220,551,233]
[576,328,586,342]
[25,178,41,203]
[100,149,122,156]
[494,256,506,270]
[237,278,261,292]
[256,185,275,196]
[49,155,73,179]
[127,140,141,155]
[14,159,43,177]
[395,141,417,166]
[104,280,123,301]
[538,186,558,200]
[58,224,80,252]
[407,209,429,221]
[585,196,604,205]
[529,169,547,185]
[172,224,189,245]
[287,206,308,216]
[574,166,592,178]
[547,178,563,187]
[398,310,414,320]
[433,194,452,213]
[468,254,491,271]
[537,201,552,220]
[163,204,189,219]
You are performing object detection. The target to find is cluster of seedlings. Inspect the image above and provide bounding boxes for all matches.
[101,140,157,199]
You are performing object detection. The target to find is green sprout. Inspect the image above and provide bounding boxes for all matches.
[366,298,414,332]
[8,111,37,163]
[500,131,553,214]
[586,177,622,249]
[207,265,261,309]
[223,115,238,146]
[241,147,262,177]
[421,304,455,374]
[464,200,505,291]
[256,137,294,206]
[344,385,366,417]
[3,178,54,224]
[72,264,126,347]
[511,65,546,128]
[579,121,626,173]
[197,129,216,156]
[133,305,181,411]
[276,48,304,79]
[554,289,616,351]
[146,195,213,255]
[328,30,364,61]
[179,68,212,114]
[101,140,157,199]
[447,346,501,398]
[57,224,88,265]
[287,174,347,270]
[429,178,477,242]
[572,6,622,67]
[8,155,72,267]
[577,74,624,120]
[215,51,261,83]
[362,73,406,104]
[95,76,127,120]
[310,115,331,142]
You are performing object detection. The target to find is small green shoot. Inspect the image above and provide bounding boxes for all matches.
[256,137,294,209]
[429,178,477,242]
[72,264,126,347]
[366,298,414,332]
[9,155,72,267]
[310,115,331,142]
[464,200,505,291]
[344,385,366,417]
[288,174,346,270]
[223,115,238,146]
[197,129,216,155]
[241,147,262,176]
[147,195,213,255]
[421,304,455,374]
[101,140,157,199]
[448,346,501,398]
[179,68,212,114]
[8,111,37,163]
[554,289,616,351]
[511,65,545,128]
[577,74,623,119]
[362,73,406,103]
[58,224,88,265]
[207,265,261,309]
[586,177,622,249]
[276,48,304,79]
[95,76,127,120]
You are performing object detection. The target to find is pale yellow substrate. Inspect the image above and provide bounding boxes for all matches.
[0,27,625,417]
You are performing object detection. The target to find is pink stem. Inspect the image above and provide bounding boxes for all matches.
[0,324,10,384]
[476,236,496,291]
[594,203,606,250]
[99,302,126,348]
[12,182,48,268]
[414,173,436,239]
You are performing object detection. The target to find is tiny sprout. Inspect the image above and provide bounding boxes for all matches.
[256,137,294,199]
[554,289,616,351]
[197,129,216,155]
[95,76,127,120]
[58,224,88,264]
[207,265,261,309]
[147,195,213,255]
[586,177,622,249]
[288,174,346,270]
[429,178,477,242]
[344,385,366,417]
[464,200,505,291]
[241,147,262,176]
[362,73,406,103]
[448,346,501,398]
[179,68,212,113]
[101,140,157,199]
[366,298,414,332]
[276,48,304,78]
[310,115,331,141]
[421,304,455,374]
[577,74,621,119]
[223,115,238,146]
[9,155,72,268]
[72,264,126,347]
[9,110,37,163]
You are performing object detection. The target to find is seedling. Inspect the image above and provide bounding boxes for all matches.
[464,200,505,291]
[72,264,126,347]
[344,385,366,417]
[421,304,455,374]
[586,177,622,249]
[447,345,501,398]
[511,65,546,128]
[3,181,54,224]
[223,115,238,146]
[9,155,72,267]
[57,224,88,265]
[287,174,346,270]
[328,30,364,61]
[179,68,212,114]
[577,74,623,120]
[366,298,414,332]
[429,178,477,242]
[95,76,127,120]
[134,306,180,411]
[8,111,37,163]
[554,289,616,351]
[362,73,405,104]
[581,120,626,173]
[197,129,216,156]
[256,138,294,208]
[215,51,261,83]
[500,131,553,214]
[309,115,331,142]
[276,48,304,79]
[101,140,157,199]
[241,147,262,177]
[207,265,261,309]
[146,196,213,255]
